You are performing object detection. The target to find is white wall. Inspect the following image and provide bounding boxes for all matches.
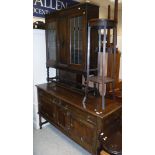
[33,29,56,129]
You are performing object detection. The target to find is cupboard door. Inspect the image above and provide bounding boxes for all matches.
[69,13,86,70]
[69,114,96,153]
[39,103,56,122]
[56,104,70,132]
[38,90,56,122]
[46,19,57,67]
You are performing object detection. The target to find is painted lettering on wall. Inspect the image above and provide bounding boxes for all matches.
[33,0,78,18]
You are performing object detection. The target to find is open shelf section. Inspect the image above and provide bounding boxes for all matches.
[89,76,114,84]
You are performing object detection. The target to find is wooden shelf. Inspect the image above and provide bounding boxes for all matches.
[89,19,116,29]
[89,76,114,84]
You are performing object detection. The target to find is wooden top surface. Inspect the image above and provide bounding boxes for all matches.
[45,2,99,18]
[89,76,114,84]
[36,83,122,119]
[89,19,116,29]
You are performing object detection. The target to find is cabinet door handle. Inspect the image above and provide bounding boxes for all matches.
[81,137,84,142]
[103,136,108,141]
[66,111,70,116]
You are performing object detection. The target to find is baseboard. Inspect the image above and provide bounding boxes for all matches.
[33,119,40,129]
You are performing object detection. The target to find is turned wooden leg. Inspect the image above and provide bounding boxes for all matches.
[112,82,115,100]
[39,114,42,129]
[47,67,49,83]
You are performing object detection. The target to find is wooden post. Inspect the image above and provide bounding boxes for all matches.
[106,5,111,93]
[107,5,111,47]
[114,0,118,47]
[106,0,119,94]
[114,0,118,23]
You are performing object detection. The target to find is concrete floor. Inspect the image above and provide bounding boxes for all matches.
[33,124,91,155]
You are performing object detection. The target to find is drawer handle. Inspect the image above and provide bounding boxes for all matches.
[64,105,68,110]
[52,98,60,105]
[100,132,104,136]
[52,98,57,104]
[87,116,95,124]
[87,118,94,124]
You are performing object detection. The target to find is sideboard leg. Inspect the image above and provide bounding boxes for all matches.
[47,67,49,83]
[39,114,42,129]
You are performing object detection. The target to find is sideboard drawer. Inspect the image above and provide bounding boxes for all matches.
[38,89,60,106]
[70,106,97,125]
[38,89,52,103]
[38,89,51,98]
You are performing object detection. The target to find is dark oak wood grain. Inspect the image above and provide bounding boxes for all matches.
[39,2,122,155]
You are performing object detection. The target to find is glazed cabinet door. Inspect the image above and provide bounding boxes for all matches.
[46,18,57,67]
[68,11,86,70]
[57,16,68,66]
[69,113,96,153]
